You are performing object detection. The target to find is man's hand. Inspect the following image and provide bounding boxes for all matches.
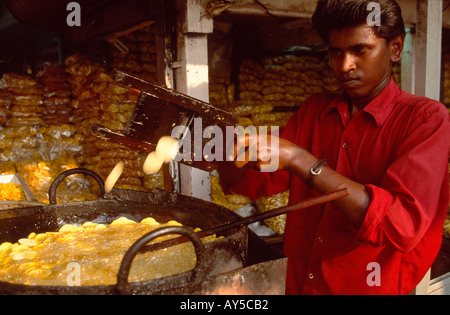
[228,133,307,174]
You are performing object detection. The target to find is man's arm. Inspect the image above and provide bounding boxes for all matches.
[286,146,370,227]
[231,135,370,227]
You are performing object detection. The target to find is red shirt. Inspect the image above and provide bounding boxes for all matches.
[225,79,450,294]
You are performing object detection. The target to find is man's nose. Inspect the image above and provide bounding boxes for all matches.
[341,53,356,73]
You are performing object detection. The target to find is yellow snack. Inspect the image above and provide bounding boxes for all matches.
[0,242,12,255]
[110,216,136,226]
[18,239,38,247]
[155,136,179,163]
[0,216,220,286]
[0,183,26,201]
[143,136,178,175]
[166,220,183,227]
[256,190,289,234]
[143,151,163,175]
[11,251,37,261]
[59,224,76,232]
[141,217,158,225]
[104,161,124,193]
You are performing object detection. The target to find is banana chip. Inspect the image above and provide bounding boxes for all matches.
[0,216,221,286]
[143,136,178,175]
[18,239,38,247]
[155,136,179,163]
[143,151,163,175]
[12,251,37,261]
[104,161,124,193]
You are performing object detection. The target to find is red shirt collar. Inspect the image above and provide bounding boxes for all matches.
[320,78,401,127]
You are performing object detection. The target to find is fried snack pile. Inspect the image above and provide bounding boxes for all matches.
[0,24,163,202]
[0,89,10,126]
[108,25,158,83]
[38,66,73,125]
[65,54,163,193]
[211,173,289,234]
[0,183,26,201]
[0,54,163,201]
[210,174,251,211]
[209,55,341,129]
[255,190,289,235]
[0,217,220,286]
[1,73,44,127]
[0,70,87,203]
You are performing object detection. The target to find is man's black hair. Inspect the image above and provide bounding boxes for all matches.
[312,0,406,43]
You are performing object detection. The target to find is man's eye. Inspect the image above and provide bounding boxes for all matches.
[355,47,369,54]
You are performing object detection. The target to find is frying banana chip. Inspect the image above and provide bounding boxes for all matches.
[0,216,221,286]
[104,161,124,193]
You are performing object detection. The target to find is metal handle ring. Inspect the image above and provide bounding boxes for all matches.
[116,226,208,295]
[48,168,105,205]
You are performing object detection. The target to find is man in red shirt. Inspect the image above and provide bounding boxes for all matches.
[219,0,450,294]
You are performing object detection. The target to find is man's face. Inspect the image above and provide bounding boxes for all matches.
[328,24,397,105]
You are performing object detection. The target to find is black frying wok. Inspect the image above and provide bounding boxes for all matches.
[0,169,248,295]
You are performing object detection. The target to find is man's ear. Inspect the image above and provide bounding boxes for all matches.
[390,34,405,63]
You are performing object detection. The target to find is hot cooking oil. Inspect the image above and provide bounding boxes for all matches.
[0,217,220,286]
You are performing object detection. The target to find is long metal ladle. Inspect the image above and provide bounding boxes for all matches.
[141,188,351,253]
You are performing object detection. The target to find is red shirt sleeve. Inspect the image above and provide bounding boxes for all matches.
[357,99,450,253]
